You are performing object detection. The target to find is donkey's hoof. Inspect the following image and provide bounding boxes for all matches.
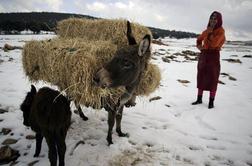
[107,139,113,146]
[116,130,129,137]
[119,132,129,137]
[33,153,39,157]
[108,141,113,146]
[107,137,113,146]
[125,102,136,108]
[79,112,88,121]
[81,116,88,121]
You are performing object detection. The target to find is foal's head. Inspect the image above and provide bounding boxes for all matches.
[20,85,37,126]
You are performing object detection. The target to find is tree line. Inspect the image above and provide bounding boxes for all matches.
[0,12,95,34]
[149,27,198,39]
[0,20,51,34]
[0,12,198,38]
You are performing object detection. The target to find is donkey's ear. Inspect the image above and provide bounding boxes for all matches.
[127,20,137,45]
[31,84,37,94]
[138,34,151,56]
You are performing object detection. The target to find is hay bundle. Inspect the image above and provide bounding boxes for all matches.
[136,64,161,96]
[56,18,152,48]
[22,41,50,81]
[23,18,160,108]
[23,38,160,108]
[23,38,124,108]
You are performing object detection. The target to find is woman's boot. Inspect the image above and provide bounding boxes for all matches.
[208,98,214,109]
[192,95,202,105]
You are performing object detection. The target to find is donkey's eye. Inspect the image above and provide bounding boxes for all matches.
[121,59,134,69]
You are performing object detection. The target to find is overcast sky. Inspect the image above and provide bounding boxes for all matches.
[0,0,252,40]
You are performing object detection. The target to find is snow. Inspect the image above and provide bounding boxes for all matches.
[0,34,252,166]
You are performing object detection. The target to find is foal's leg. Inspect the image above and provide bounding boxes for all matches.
[34,132,43,157]
[55,130,67,166]
[74,101,88,121]
[105,106,116,145]
[116,106,129,137]
[45,135,57,166]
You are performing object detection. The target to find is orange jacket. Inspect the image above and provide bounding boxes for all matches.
[197,27,225,50]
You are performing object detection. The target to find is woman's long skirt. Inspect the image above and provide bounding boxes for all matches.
[197,49,220,91]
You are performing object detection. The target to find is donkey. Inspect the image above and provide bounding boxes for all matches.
[93,21,151,145]
[20,85,71,166]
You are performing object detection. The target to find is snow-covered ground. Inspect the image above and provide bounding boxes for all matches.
[0,34,252,166]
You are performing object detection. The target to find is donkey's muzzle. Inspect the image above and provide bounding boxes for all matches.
[93,68,112,88]
[93,75,101,86]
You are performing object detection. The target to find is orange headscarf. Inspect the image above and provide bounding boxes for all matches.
[197,11,226,50]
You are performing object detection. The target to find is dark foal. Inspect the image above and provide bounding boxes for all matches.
[20,85,71,166]
[94,21,152,145]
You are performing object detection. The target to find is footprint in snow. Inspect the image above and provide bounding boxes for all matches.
[246,162,252,166]
[144,121,159,129]
[175,155,194,165]
[142,126,148,130]
[128,139,137,146]
[204,162,210,166]
[162,124,169,130]
[174,113,181,117]
[182,158,194,165]
[143,122,169,130]
[195,116,216,131]
[188,145,204,151]
[199,135,218,141]
[206,145,226,150]
[209,155,233,164]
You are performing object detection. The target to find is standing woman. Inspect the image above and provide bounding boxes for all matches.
[192,11,226,109]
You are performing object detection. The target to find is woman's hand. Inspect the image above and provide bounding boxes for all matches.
[207,27,214,40]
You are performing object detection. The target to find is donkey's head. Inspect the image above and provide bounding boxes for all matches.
[94,21,151,88]
[20,85,37,126]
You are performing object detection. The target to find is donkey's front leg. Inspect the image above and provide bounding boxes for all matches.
[116,106,129,137]
[107,110,116,145]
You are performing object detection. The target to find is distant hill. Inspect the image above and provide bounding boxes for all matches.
[149,27,198,39]
[0,12,198,39]
[226,40,252,46]
[0,12,96,33]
